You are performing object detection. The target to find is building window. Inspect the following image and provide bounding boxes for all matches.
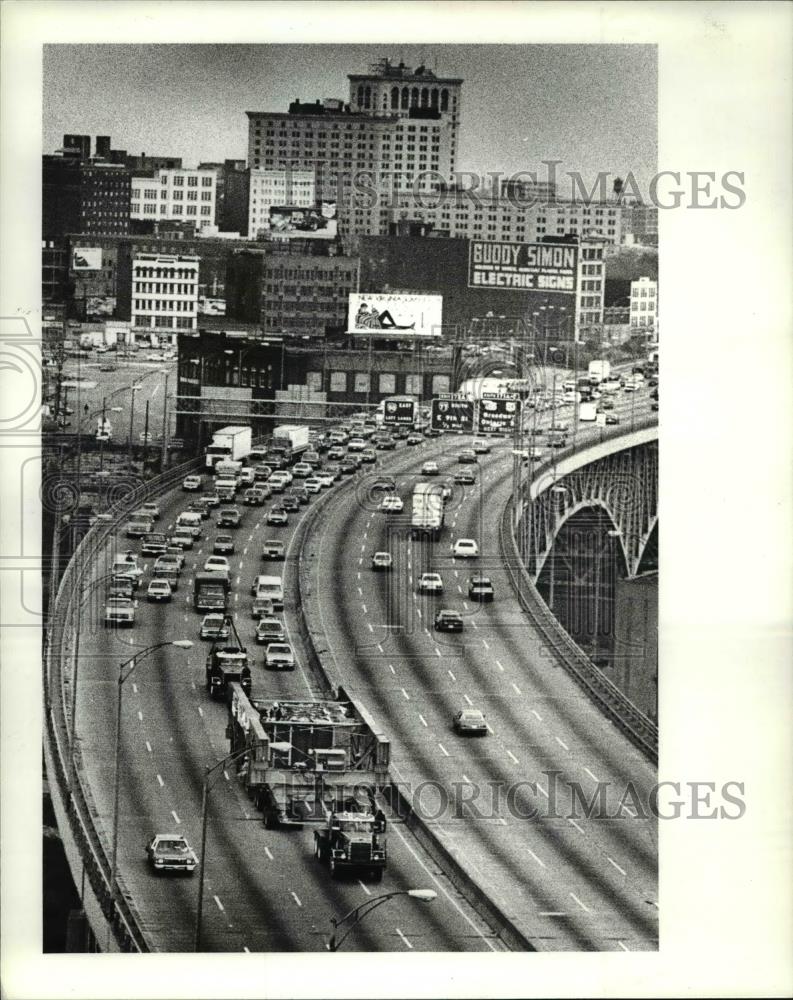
[354,373,370,394]
[187,175,198,187]
[379,373,396,394]
[173,175,184,185]
[202,176,212,187]
[330,371,346,392]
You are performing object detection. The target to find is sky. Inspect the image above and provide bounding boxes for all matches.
[43,44,656,194]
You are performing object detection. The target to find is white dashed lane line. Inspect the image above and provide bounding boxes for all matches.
[607,856,627,876]
[401,688,410,700]
[396,927,413,949]
[555,736,569,751]
[531,709,543,722]
[506,750,519,764]
[214,895,224,912]
[291,892,302,908]
[156,774,164,787]
[264,846,274,861]
[527,848,546,869]
[171,810,181,824]
[511,682,522,695]
[438,743,450,757]
[584,767,600,783]
[145,741,152,753]
[418,714,428,727]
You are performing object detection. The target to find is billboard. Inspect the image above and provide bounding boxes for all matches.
[72,247,103,271]
[477,392,521,435]
[468,240,577,293]
[348,294,443,338]
[268,202,337,240]
[431,395,475,433]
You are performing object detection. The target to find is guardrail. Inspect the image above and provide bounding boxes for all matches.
[500,419,659,764]
[44,455,203,952]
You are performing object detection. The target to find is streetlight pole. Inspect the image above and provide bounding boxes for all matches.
[160,370,170,472]
[194,745,251,952]
[326,889,437,952]
[108,639,192,950]
[548,485,567,614]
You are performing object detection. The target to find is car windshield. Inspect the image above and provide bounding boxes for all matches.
[158,839,189,853]
[461,711,483,720]
[269,644,290,654]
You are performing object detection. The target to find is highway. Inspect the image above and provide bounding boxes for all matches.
[71,452,506,952]
[304,388,659,951]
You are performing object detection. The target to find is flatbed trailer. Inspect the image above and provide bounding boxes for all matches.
[227,686,390,878]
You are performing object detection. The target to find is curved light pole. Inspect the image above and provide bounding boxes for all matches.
[108,639,193,949]
[194,745,251,952]
[326,889,437,952]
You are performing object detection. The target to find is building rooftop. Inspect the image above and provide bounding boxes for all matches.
[349,58,462,84]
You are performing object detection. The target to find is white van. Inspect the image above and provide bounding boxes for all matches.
[252,574,283,611]
[175,511,203,538]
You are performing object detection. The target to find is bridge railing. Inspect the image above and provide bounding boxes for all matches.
[44,455,203,952]
[501,418,659,764]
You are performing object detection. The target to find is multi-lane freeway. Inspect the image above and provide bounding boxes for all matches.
[307,393,658,951]
[68,379,657,952]
[72,452,507,952]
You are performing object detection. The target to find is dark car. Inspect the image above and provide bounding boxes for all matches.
[468,575,495,602]
[243,488,267,506]
[434,609,464,632]
[213,533,235,555]
[338,458,358,475]
[289,486,310,505]
[217,507,242,528]
[187,499,211,519]
[281,495,300,513]
[454,469,477,485]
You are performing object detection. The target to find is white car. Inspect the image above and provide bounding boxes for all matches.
[418,572,444,594]
[347,438,366,452]
[304,477,323,494]
[264,642,296,671]
[292,462,313,478]
[379,495,404,513]
[146,579,173,603]
[452,538,479,559]
[421,461,439,476]
[472,439,491,454]
[316,473,335,488]
[182,475,202,492]
[203,555,230,574]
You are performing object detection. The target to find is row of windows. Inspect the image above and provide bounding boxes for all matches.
[321,370,450,395]
[133,299,196,312]
[137,315,195,329]
[165,175,212,187]
[631,286,657,297]
[133,282,196,294]
[632,300,657,312]
[133,267,197,279]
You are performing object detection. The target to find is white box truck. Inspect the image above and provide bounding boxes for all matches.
[579,402,598,422]
[271,425,310,464]
[205,426,252,468]
[588,360,611,385]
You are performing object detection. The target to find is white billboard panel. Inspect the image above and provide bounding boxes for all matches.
[71,247,103,271]
[347,293,443,338]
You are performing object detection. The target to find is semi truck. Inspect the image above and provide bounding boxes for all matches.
[226,687,390,880]
[194,571,230,612]
[411,482,445,541]
[205,425,252,468]
[269,425,310,465]
[205,619,251,699]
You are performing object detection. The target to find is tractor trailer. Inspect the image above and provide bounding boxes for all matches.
[226,687,390,880]
[205,426,252,468]
[269,425,310,465]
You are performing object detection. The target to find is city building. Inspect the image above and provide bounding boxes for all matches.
[175,328,285,449]
[130,168,217,230]
[246,57,463,237]
[126,153,184,172]
[625,202,659,245]
[78,163,132,235]
[248,169,316,238]
[226,247,359,337]
[381,187,624,244]
[602,305,632,345]
[356,233,603,340]
[131,253,199,344]
[629,275,658,336]
[347,57,462,186]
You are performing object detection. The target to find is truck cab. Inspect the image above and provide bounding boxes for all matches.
[206,645,251,699]
[314,808,386,882]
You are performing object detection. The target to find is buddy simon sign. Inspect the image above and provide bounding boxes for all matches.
[468,240,578,293]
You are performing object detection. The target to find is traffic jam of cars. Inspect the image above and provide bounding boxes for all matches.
[106,370,656,872]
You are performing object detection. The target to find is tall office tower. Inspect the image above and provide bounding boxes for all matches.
[348,58,462,185]
[247,57,464,237]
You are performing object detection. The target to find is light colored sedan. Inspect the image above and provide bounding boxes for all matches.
[453,709,488,736]
[203,555,230,574]
[379,495,404,513]
[452,538,479,559]
[264,642,295,671]
[418,572,443,594]
[421,460,439,476]
[146,579,173,603]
